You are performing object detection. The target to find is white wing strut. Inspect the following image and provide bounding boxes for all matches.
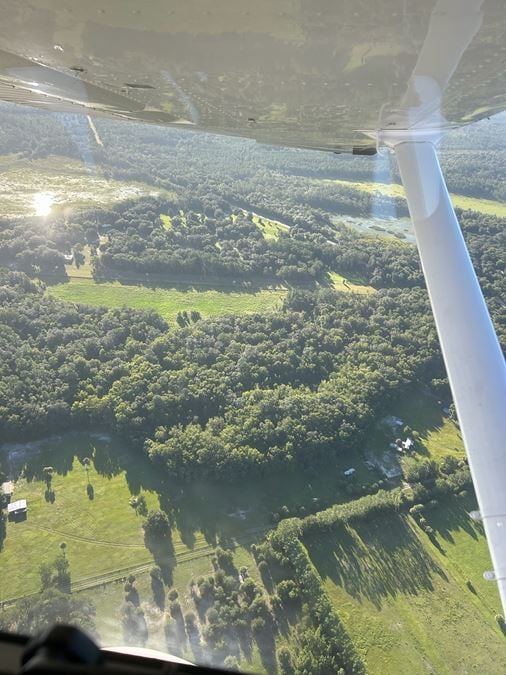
[394,139,506,613]
[367,0,506,614]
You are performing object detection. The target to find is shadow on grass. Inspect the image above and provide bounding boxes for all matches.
[93,270,288,295]
[144,533,176,586]
[423,494,481,544]
[305,514,448,610]
[92,442,122,479]
[256,625,278,674]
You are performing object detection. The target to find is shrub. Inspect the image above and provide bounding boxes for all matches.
[439,455,460,475]
[277,579,300,603]
[150,567,162,581]
[409,504,425,518]
[215,547,235,573]
[411,483,429,502]
[495,614,506,635]
[278,646,295,674]
[402,458,438,483]
[184,611,197,629]
[143,510,170,540]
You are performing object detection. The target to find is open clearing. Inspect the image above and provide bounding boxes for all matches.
[0,432,294,670]
[0,430,384,605]
[0,155,172,218]
[49,267,373,322]
[0,433,271,602]
[305,507,505,674]
[328,271,375,295]
[364,389,465,480]
[1,404,499,670]
[327,178,506,218]
[46,278,286,322]
[250,212,290,240]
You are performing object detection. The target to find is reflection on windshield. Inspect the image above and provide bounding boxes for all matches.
[0,104,505,673]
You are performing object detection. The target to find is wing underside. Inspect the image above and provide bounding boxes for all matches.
[0,0,503,153]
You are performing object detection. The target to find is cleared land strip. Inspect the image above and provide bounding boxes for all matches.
[0,526,270,607]
[326,178,506,217]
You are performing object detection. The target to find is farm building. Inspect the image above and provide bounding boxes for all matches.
[7,499,27,518]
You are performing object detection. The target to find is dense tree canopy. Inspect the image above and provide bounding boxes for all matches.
[0,102,503,478]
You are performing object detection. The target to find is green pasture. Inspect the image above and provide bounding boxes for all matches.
[46,278,286,323]
[328,271,375,295]
[305,508,504,674]
[328,178,506,218]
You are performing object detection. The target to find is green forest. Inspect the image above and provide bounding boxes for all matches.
[0,103,505,673]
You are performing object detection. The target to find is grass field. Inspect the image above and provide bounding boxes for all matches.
[0,155,173,218]
[328,271,375,295]
[305,508,505,674]
[251,213,290,240]
[0,434,166,600]
[0,432,290,670]
[394,390,465,463]
[0,433,272,597]
[47,278,286,323]
[365,389,465,480]
[1,432,328,603]
[0,432,383,604]
[328,178,506,218]
[87,537,269,671]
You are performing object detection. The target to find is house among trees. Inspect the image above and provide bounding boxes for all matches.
[7,499,27,519]
[1,481,13,504]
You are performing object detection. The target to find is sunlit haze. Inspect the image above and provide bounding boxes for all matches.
[32,192,53,217]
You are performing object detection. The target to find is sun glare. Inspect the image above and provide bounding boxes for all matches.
[33,192,54,217]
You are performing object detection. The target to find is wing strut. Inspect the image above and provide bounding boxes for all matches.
[391,137,506,613]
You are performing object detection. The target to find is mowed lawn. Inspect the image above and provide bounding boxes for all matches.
[47,278,286,323]
[305,509,505,675]
[327,178,506,218]
[0,434,211,601]
[0,432,276,603]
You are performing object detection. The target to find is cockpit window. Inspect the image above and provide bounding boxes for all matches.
[0,103,505,673]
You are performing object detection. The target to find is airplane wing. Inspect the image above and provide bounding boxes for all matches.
[0,0,503,153]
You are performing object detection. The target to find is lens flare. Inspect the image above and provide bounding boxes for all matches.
[33,192,54,217]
